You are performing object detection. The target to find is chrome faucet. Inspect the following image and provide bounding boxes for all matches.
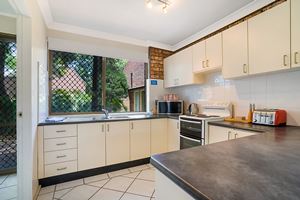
[102,108,110,119]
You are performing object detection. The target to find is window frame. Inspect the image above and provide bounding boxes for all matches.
[48,50,148,115]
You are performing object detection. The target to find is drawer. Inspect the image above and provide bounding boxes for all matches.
[44,149,77,165]
[44,137,77,152]
[44,124,77,139]
[45,161,77,177]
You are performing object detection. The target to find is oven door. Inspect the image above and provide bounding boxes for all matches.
[180,135,203,149]
[180,118,203,140]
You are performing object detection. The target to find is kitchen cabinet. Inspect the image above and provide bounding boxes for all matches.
[167,119,180,151]
[248,1,290,74]
[164,47,203,88]
[151,119,168,155]
[78,123,106,171]
[192,40,206,72]
[130,120,151,160]
[106,121,130,165]
[208,125,259,144]
[192,33,222,73]
[291,0,300,68]
[222,21,249,78]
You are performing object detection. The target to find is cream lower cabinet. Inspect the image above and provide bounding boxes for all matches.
[78,123,106,171]
[208,125,259,144]
[167,119,180,151]
[130,120,151,160]
[106,121,130,165]
[249,1,290,74]
[151,119,168,155]
[222,21,249,79]
[292,0,300,68]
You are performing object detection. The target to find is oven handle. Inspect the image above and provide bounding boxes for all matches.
[180,135,201,143]
[180,119,202,124]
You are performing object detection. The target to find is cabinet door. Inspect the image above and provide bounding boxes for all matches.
[151,119,168,155]
[234,129,258,139]
[223,21,248,79]
[106,121,130,165]
[192,40,206,72]
[130,120,151,160]
[176,47,193,86]
[208,125,232,144]
[206,33,222,70]
[78,123,106,171]
[164,55,176,88]
[249,1,290,74]
[292,0,300,68]
[167,119,180,151]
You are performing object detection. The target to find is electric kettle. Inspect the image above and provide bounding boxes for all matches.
[187,103,199,115]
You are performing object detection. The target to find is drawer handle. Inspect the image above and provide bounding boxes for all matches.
[243,64,248,74]
[234,133,238,139]
[56,130,66,133]
[295,52,299,64]
[283,55,288,67]
[56,142,66,146]
[56,155,67,159]
[57,167,67,171]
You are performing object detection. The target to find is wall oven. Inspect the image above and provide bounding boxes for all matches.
[179,117,204,149]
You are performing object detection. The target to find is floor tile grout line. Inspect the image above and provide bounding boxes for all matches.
[0,175,8,185]
[88,176,121,200]
[118,169,145,200]
[150,189,155,199]
[0,184,17,190]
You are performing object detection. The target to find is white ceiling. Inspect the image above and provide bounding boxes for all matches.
[0,0,16,15]
[41,0,257,49]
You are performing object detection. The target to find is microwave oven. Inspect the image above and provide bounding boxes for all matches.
[156,100,184,114]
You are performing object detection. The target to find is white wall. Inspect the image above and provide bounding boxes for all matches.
[0,15,16,34]
[47,29,149,62]
[169,70,300,126]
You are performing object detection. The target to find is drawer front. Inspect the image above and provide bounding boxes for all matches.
[44,149,77,165]
[44,124,77,139]
[44,137,77,152]
[45,161,77,177]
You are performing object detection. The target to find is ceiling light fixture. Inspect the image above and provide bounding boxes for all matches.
[145,0,170,13]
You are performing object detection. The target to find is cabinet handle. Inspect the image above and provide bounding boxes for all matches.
[234,133,238,139]
[102,124,104,132]
[107,124,110,132]
[243,64,248,74]
[283,55,289,67]
[228,131,231,140]
[206,60,209,68]
[131,122,134,130]
[57,167,67,171]
[56,155,67,159]
[295,52,299,64]
[56,130,66,133]
[56,142,66,146]
[177,122,179,129]
[202,61,205,68]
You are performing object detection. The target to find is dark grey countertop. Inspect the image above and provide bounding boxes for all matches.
[208,121,275,133]
[151,124,300,200]
[38,114,179,126]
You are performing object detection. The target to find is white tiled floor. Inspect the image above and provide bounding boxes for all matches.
[38,164,156,200]
[0,173,17,200]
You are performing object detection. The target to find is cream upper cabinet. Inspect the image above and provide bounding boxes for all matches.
[291,0,300,68]
[167,119,180,151]
[106,121,130,165]
[205,33,222,70]
[222,21,249,79]
[192,40,206,72]
[248,1,290,75]
[164,47,203,88]
[78,123,106,171]
[151,119,168,155]
[192,33,222,73]
[130,120,151,160]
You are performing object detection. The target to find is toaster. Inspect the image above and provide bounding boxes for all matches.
[252,109,287,126]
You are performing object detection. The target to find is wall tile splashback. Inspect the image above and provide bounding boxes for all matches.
[168,70,300,126]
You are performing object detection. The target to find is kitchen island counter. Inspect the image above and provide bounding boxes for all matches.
[151,125,300,200]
